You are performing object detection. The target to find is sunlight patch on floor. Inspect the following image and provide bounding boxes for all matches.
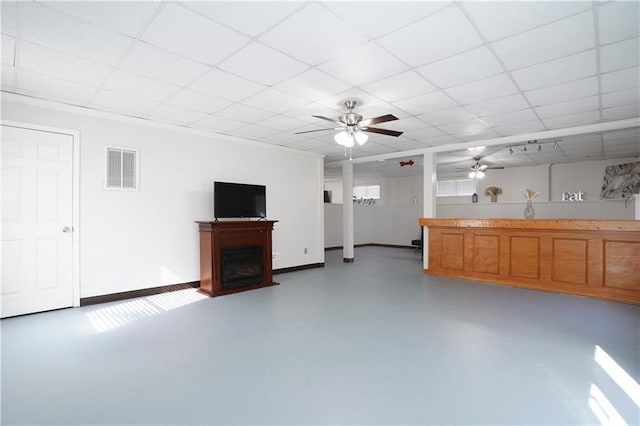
[86,288,207,333]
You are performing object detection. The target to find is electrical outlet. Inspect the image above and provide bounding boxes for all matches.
[272,252,281,261]
[304,248,308,254]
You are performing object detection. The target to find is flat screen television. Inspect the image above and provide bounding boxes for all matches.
[214,181,266,219]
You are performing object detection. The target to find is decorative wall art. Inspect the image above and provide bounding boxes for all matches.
[600,161,640,199]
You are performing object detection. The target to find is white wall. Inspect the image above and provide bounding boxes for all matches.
[438,157,638,219]
[3,100,324,298]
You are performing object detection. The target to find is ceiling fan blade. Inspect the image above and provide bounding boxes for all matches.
[362,127,403,137]
[486,166,504,170]
[312,115,342,125]
[294,128,335,134]
[360,114,398,126]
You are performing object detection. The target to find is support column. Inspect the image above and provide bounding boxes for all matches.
[422,152,436,270]
[342,162,354,263]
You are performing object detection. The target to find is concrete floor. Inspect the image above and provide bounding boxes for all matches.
[2,247,639,425]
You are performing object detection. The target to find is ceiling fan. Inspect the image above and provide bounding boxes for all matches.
[295,100,403,149]
[459,156,504,179]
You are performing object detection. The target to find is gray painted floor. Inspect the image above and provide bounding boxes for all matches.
[2,247,639,425]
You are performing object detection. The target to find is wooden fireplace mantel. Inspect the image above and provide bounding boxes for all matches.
[419,218,640,305]
[196,220,278,297]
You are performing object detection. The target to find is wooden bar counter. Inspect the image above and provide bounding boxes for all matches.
[419,218,640,305]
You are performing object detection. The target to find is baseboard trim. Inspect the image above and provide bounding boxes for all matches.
[273,263,324,274]
[325,243,415,250]
[80,281,200,307]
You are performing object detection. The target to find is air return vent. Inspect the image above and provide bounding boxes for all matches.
[105,147,138,190]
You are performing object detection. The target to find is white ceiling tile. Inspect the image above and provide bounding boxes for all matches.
[18,41,112,87]
[119,42,209,86]
[603,128,640,142]
[379,117,431,132]
[492,11,594,70]
[599,1,640,45]
[317,89,385,112]
[361,71,435,103]
[480,109,538,127]
[283,102,343,123]
[462,1,591,41]
[44,2,161,37]
[255,115,309,132]
[420,107,476,126]
[601,67,640,93]
[324,2,450,39]
[318,42,407,86]
[260,4,366,65]
[525,77,598,106]
[219,42,308,86]
[193,114,246,132]
[1,1,17,36]
[602,104,640,121]
[15,69,96,104]
[600,38,640,73]
[241,88,309,114]
[377,6,482,66]
[465,94,530,116]
[142,4,249,66]
[145,104,208,125]
[445,74,518,104]
[166,90,233,114]
[437,118,489,136]
[282,137,331,150]
[535,96,600,119]
[511,50,597,91]
[2,65,15,88]
[102,70,181,103]
[90,90,158,116]
[2,34,15,65]
[602,89,640,109]
[232,123,280,139]
[274,69,351,102]
[181,2,303,37]
[189,69,266,102]
[454,130,501,141]
[420,135,462,146]
[21,2,133,66]
[393,140,433,151]
[542,110,601,129]
[493,120,546,136]
[401,127,446,141]
[217,103,274,124]
[393,91,457,114]
[417,46,503,88]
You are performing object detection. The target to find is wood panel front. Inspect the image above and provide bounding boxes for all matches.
[420,219,640,305]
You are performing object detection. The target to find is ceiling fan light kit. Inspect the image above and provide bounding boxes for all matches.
[296,100,403,159]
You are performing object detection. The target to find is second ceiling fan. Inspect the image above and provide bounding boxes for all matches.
[295,100,403,149]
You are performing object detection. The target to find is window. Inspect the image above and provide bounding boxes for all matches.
[105,147,138,190]
[353,185,380,199]
[437,178,475,196]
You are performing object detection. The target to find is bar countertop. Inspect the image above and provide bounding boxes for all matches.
[419,218,640,232]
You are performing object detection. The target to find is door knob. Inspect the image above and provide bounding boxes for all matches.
[62,226,71,233]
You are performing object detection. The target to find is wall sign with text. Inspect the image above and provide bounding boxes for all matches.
[562,191,585,201]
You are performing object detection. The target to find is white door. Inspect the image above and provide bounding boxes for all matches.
[1,125,74,318]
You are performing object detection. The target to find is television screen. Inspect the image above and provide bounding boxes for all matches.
[214,181,266,219]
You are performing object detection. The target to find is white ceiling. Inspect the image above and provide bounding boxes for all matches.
[2,1,639,179]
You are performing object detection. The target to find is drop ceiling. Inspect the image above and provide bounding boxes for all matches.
[1,1,639,178]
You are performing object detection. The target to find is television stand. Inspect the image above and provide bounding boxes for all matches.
[196,220,278,297]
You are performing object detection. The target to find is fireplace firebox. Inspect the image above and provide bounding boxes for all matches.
[196,220,278,297]
[221,245,263,290]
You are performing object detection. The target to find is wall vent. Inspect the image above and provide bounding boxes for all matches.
[105,147,138,190]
